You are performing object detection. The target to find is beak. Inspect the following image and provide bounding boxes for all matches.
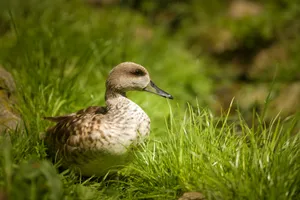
[143,80,173,99]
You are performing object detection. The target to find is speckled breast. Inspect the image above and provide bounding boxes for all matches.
[71,99,151,176]
[101,98,151,154]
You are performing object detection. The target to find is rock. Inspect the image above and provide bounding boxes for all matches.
[235,83,270,111]
[213,83,240,115]
[249,44,288,80]
[0,67,16,95]
[0,67,22,133]
[0,107,21,133]
[211,29,237,54]
[228,0,264,19]
[187,27,237,54]
[0,189,8,200]
[270,82,300,117]
[216,82,300,121]
[178,192,205,200]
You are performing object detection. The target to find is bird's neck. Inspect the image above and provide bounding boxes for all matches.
[105,83,127,99]
[105,88,128,109]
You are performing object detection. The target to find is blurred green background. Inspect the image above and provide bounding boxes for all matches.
[0,0,300,199]
[1,0,300,123]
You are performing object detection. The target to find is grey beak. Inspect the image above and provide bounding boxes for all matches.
[143,80,173,99]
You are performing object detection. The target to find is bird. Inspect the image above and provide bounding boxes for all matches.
[43,62,173,176]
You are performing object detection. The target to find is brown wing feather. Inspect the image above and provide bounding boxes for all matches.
[43,106,107,159]
[44,106,107,122]
[76,106,108,115]
[43,114,76,122]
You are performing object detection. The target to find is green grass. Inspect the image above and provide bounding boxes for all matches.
[1,102,299,200]
[123,105,300,199]
[0,0,300,199]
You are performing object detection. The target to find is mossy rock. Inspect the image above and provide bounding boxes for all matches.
[0,67,22,133]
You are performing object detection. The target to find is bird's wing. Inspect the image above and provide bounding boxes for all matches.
[76,106,108,115]
[43,106,107,157]
[43,106,108,122]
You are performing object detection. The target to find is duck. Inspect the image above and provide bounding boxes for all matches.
[43,62,173,176]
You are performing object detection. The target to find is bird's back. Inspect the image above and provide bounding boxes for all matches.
[44,106,108,164]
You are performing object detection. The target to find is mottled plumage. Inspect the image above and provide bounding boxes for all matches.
[44,62,173,176]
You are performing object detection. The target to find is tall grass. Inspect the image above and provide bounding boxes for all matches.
[121,103,300,199]
[1,101,299,199]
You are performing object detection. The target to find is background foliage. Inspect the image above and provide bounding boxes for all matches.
[0,0,299,199]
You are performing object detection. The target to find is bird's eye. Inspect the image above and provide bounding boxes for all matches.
[132,69,145,76]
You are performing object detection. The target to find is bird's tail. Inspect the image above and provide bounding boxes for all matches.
[43,115,72,122]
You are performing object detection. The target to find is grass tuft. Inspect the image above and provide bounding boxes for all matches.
[119,103,300,200]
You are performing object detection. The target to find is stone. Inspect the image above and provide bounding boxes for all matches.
[249,44,288,80]
[228,0,264,19]
[235,83,270,111]
[0,67,16,94]
[270,82,300,117]
[0,189,8,200]
[178,192,205,200]
[0,67,22,133]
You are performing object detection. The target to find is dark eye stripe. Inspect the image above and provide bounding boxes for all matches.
[132,69,145,76]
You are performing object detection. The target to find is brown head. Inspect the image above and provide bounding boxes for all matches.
[105,62,173,100]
